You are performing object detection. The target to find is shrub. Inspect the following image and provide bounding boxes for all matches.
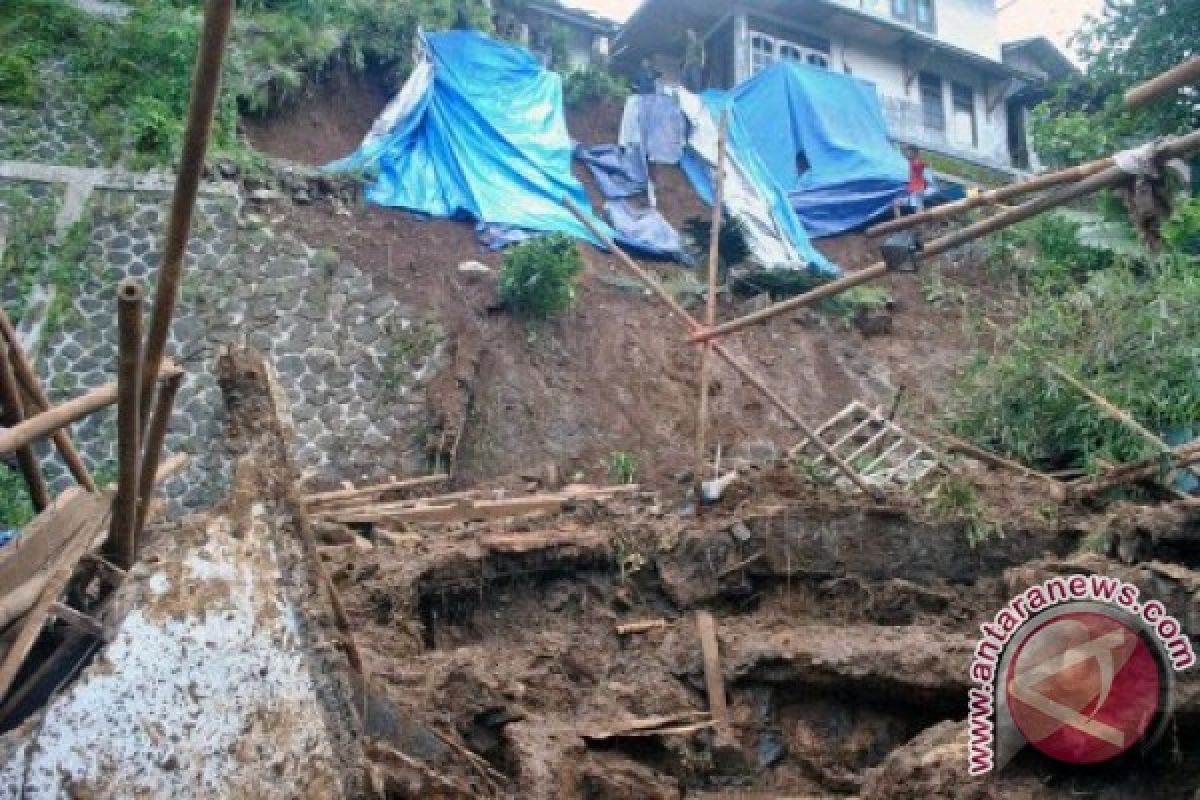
[563,65,628,108]
[682,215,750,273]
[498,234,584,319]
[0,51,36,105]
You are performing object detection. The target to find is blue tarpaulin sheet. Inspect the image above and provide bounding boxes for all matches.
[328,31,609,246]
[697,62,910,239]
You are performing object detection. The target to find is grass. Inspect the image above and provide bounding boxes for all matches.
[607,451,639,485]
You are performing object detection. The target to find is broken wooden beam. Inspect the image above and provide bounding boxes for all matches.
[479,529,609,554]
[692,129,1200,344]
[563,196,879,499]
[696,610,734,746]
[615,619,669,636]
[0,363,182,456]
[49,601,105,638]
[0,307,95,491]
[0,328,49,512]
[303,474,451,508]
[0,499,110,701]
[928,430,1063,498]
[581,711,713,741]
[322,485,642,525]
[1126,56,1200,109]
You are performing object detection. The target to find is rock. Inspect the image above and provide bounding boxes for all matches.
[291,188,312,205]
[730,521,753,544]
[458,260,492,275]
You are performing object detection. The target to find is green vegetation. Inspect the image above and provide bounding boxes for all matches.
[0,468,35,529]
[499,234,583,319]
[952,199,1200,472]
[921,151,1010,188]
[931,475,1002,549]
[2,0,494,167]
[563,65,628,109]
[1030,0,1199,167]
[683,215,750,274]
[607,451,639,485]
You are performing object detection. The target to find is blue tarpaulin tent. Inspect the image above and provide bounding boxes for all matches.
[328,31,609,246]
[690,62,910,239]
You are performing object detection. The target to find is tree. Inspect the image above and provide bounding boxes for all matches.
[1031,0,1200,166]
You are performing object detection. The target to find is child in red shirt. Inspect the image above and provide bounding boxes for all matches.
[895,145,928,217]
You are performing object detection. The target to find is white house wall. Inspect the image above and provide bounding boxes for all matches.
[831,0,1000,61]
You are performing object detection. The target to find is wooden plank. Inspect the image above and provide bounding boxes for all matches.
[303,474,450,507]
[615,619,669,636]
[696,611,733,744]
[0,504,109,701]
[0,489,110,597]
[581,711,712,741]
[50,602,105,637]
[480,529,608,554]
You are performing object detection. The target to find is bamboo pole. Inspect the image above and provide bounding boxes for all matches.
[0,364,181,457]
[109,280,144,570]
[692,128,1200,344]
[867,157,1113,238]
[0,309,94,491]
[1126,56,1200,109]
[694,113,727,506]
[1046,362,1199,491]
[133,370,183,546]
[139,0,235,428]
[1069,440,1200,500]
[564,197,878,498]
[0,340,49,512]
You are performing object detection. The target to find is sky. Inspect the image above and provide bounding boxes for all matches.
[564,0,1104,62]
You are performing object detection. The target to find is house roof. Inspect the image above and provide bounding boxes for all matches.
[615,0,1035,80]
[1002,36,1081,82]
[521,1,621,34]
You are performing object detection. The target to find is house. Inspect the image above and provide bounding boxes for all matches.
[494,1,621,70]
[612,0,1075,176]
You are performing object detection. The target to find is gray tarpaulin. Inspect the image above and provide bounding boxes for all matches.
[574,144,648,198]
[605,200,688,262]
[619,94,686,165]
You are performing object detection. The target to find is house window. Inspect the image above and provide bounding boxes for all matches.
[893,0,936,32]
[915,0,935,32]
[751,34,774,74]
[919,72,945,132]
[952,82,977,147]
[807,52,830,68]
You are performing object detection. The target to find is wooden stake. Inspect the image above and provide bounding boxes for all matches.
[694,112,727,507]
[1126,56,1200,108]
[0,335,49,512]
[616,619,669,636]
[133,370,183,546]
[0,308,94,491]
[563,197,877,498]
[139,0,234,426]
[695,611,733,746]
[109,279,144,569]
[693,129,1200,344]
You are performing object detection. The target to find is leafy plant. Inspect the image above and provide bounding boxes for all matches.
[607,451,639,484]
[683,215,750,273]
[498,234,583,319]
[930,476,1002,549]
[0,468,34,529]
[563,65,628,108]
[0,50,36,105]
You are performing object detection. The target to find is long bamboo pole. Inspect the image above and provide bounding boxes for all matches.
[0,309,94,491]
[0,343,49,512]
[692,129,1200,344]
[867,156,1113,238]
[563,197,878,498]
[1068,440,1200,500]
[694,113,727,505]
[1046,363,1200,490]
[139,0,235,428]
[133,370,183,547]
[0,365,182,457]
[1125,56,1200,109]
[109,280,144,570]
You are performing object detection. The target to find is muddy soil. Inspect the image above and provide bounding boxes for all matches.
[249,81,1017,490]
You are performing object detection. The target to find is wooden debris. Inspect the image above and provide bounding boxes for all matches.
[1069,439,1200,499]
[479,529,609,554]
[695,611,734,745]
[322,485,641,525]
[0,488,110,598]
[0,332,49,512]
[615,619,669,636]
[364,738,475,798]
[718,552,764,579]
[581,711,713,741]
[49,602,105,638]
[303,473,450,508]
[0,499,110,701]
